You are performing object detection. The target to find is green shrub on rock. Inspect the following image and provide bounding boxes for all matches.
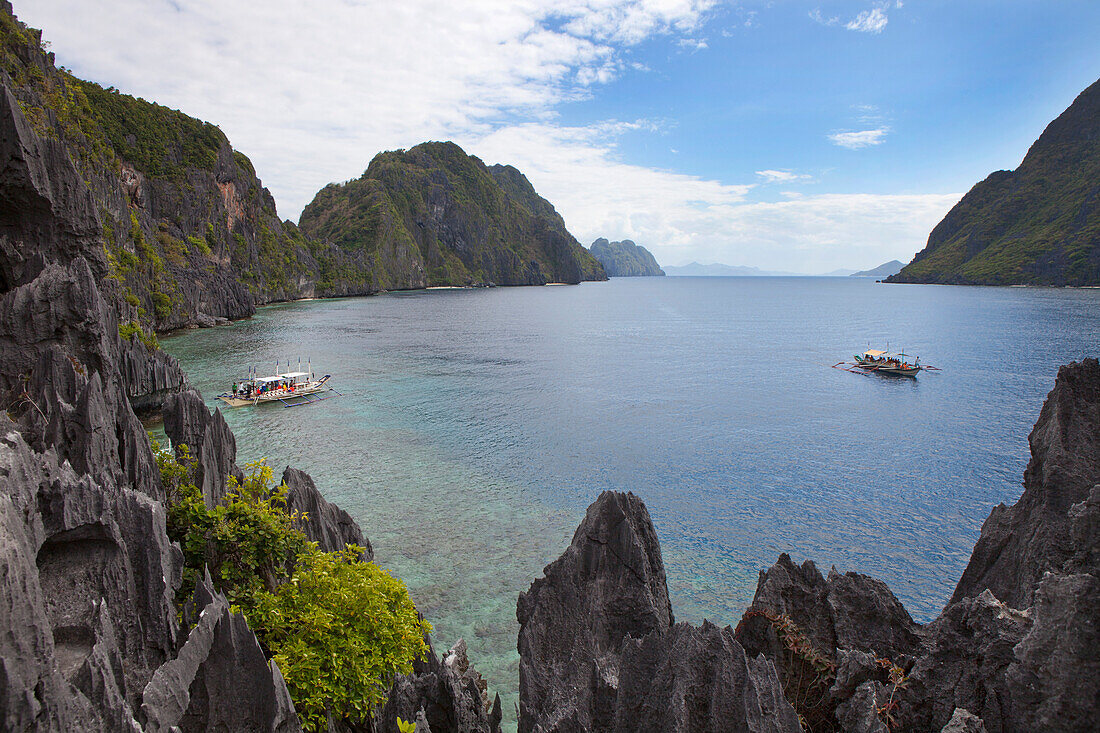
[151,440,430,731]
[250,545,430,730]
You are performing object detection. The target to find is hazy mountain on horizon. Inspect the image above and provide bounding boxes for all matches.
[663,262,800,277]
[664,261,864,277]
[851,260,905,278]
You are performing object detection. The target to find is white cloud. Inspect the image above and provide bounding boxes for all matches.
[828,128,890,149]
[677,37,709,51]
[813,3,899,34]
[846,7,888,33]
[17,0,951,274]
[466,122,959,273]
[20,0,716,218]
[756,169,811,184]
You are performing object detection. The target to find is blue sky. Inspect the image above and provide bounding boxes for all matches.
[18,0,1100,272]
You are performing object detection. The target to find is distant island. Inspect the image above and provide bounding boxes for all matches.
[664,262,801,277]
[588,238,665,277]
[851,260,905,278]
[889,77,1100,286]
[664,262,869,277]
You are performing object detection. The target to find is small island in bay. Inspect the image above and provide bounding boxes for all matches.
[300,143,606,289]
[588,237,666,276]
[851,259,905,278]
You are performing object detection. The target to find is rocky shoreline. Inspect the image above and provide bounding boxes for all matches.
[515,359,1100,732]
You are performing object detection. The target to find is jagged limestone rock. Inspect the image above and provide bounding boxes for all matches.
[162,388,240,508]
[953,358,1100,608]
[141,570,302,732]
[281,466,372,559]
[940,708,987,733]
[375,632,502,733]
[518,491,798,733]
[737,553,923,662]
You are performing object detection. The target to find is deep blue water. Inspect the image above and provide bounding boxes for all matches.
[158,276,1100,723]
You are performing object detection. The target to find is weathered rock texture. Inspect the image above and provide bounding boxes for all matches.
[281,466,373,559]
[952,357,1100,608]
[141,570,301,733]
[376,635,502,733]
[299,142,607,288]
[888,78,1100,285]
[162,388,241,508]
[517,491,799,733]
[738,553,923,662]
[588,237,666,277]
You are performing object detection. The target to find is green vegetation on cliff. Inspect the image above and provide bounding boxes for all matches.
[588,237,666,277]
[889,78,1100,286]
[155,441,430,732]
[0,6,377,334]
[299,141,607,287]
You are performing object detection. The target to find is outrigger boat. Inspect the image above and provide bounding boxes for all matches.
[835,348,939,378]
[217,360,339,408]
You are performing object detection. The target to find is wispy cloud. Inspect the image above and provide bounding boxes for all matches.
[846,8,888,34]
[677,37,709,51]
[812,2,901,34]
[756,169,812,184]
[809,9,839,27]
[828,128,890,149]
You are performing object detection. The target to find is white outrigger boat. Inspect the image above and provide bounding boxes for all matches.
[217,361,338,408]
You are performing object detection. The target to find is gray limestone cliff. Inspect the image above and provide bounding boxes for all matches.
[517,491,800,733]
[588,237,666,277]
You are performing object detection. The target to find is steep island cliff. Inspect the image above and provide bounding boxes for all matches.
[889,78,1100,286]
[298,143,607,288]
[588,237,665,277]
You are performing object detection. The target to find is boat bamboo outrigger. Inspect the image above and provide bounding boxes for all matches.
[833,347,940,378]
[217,359,339,408]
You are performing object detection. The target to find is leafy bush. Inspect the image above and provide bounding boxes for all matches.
[187,234,213,257]
[118,320,159,351]
[152,440,430,731]
[250,545,430,729]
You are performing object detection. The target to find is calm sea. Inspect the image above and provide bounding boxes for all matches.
[158,276,1100,724]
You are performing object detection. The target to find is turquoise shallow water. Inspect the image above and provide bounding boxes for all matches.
[158,277,1100,726]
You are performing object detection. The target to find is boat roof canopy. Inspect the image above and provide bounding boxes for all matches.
[863,349,887,356]
[253,375,285,384]
[280,371,309,379]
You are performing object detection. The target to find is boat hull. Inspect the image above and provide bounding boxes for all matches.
[218,375,333,407]
[875,366,920,377]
